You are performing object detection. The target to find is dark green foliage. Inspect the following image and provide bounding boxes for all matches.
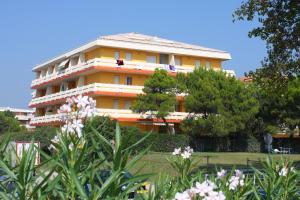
[256,77,300,133]
[85,116,190,152]
[234,0,300,91]
[131,69,177,131]
[181,69,259,136]
[126,132,190,152]
[0,111,23,134]
[190,134,262,152]
[84,116,117,141]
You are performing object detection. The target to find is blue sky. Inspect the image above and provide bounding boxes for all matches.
[0,0,266,109]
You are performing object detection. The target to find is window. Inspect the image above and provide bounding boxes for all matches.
[60,82,68,92]
[146,55,156,63]
[114,51,120,60]
[126,76,132,85]
[48,66,54,75]
[114,75,120,84]
[125,52,132,61]
[70,56,79,66]
[36,71,41,79]
[206,61,211,70]
[195,60,201,69]
[159,54,169,64]
[175,57,181,66]
[113,99,119,109]
[125,100,131,109]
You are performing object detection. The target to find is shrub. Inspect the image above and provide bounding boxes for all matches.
[126,132,190,152]
[0,111,24,134]
[190,134,262,152]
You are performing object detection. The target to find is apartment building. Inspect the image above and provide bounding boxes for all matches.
[0,107,34,129]
[29,33,232,132]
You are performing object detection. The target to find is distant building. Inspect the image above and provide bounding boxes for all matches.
[223,69,236,77]
[0,107,35,129]
[239,76,253,83]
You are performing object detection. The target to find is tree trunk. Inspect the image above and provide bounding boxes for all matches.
[162,117,171,134]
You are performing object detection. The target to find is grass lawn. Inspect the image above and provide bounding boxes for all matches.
[131,152,300,180]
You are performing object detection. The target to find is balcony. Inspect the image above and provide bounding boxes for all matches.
[29,83,144,107]
[31,58,194,88]
[30,109,190,126]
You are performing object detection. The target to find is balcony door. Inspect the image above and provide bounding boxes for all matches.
[159,54,169,64]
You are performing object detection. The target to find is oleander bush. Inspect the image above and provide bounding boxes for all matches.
[0,95,299,200]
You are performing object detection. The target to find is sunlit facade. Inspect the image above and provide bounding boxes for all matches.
[29,33,232,132]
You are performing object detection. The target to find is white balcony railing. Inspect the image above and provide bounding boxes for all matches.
[30,109,189,125]
[31,58,194,87]
[29,83,144,107]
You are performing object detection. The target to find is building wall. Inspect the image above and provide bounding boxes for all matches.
[86,72,149,86]
[84,47,222,70]
[94,96,134,109]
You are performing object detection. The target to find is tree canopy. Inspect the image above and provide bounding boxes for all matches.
[257,77,300,134]
[234,0,300,91]
[131,69,177,132]
[181,69,259,137]
[0,111,23,134]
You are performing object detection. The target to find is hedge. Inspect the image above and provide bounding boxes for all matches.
[190,134,263,153]
[125,132,190,152]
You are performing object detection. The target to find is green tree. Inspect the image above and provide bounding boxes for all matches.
[0,111,23,134]
[131,69,177,133]
[181,69,259,136]
[257,77,300,134]
[234,0,300,91]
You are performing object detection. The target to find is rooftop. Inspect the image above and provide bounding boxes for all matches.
[33,33,231,71]
[100,33,227,53]
[0,107,34,113]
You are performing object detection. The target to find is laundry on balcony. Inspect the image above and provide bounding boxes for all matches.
[116,59,124,66]
[169,65,176,71]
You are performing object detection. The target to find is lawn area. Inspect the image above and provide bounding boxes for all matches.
[131,152,300,180]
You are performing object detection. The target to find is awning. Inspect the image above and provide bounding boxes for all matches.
[57,59,70,70]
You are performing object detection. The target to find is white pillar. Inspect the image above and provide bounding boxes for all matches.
[46,86,53,95]
[77,76,85,87]
[53,64,57,74]
[78,53,85,64]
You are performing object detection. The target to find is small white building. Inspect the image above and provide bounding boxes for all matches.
[0,107,35,129]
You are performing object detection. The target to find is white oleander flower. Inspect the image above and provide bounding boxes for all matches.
[193,181,216,197]
[227,170,245,190]
[204,191,226,200]
[217,169,226,179]
[51,135,60,144]
[184,146,194,154]
[174,191,191,200]
[66,96,76,105]
[75,95,90,109]
[279,167,288,176]
[235,170,243,177]
[61,122,75,134]
[71,119,84,137]
[291,167,296,173]
[181,150,192,159]
[68,143,74,151]
[79,105,97,118]
[180,146,193,159]
[173,147,181,155]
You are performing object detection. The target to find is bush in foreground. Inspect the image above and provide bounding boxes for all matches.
[0,95,298,200]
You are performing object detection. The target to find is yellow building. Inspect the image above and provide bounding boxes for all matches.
[29,33,232,132]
